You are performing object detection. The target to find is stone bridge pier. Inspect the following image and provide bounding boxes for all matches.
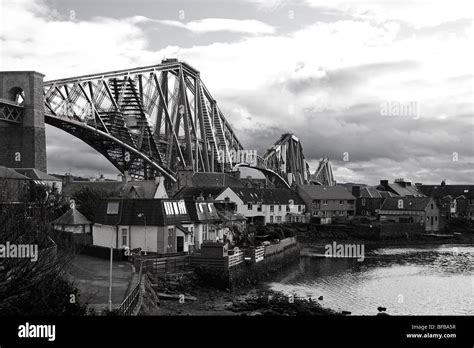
[0,71,47,172]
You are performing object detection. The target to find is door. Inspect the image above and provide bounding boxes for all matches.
[176,236,184,252]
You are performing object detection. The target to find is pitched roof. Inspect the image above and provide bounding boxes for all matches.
[174,186,226,200]
[360,186,398,198]
[122,181,158,199]
[380,196,433,211]
[13,168,61,181]
[191,172,244,187]
[0,166,30,180]
[62,181,125,197]
[417,185,474,199]
[229,187,305,205]
[52,208,92,225]
[94,198,190,226]
[377,182,425,197]
[184,200,220,222]
[297,185,355,200]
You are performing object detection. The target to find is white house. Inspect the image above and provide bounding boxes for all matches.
[181,200,227,250]
[92,198,193,254]
[214,187,306,225]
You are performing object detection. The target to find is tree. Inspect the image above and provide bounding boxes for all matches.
[71,187,113,221]
[0,186,87,315]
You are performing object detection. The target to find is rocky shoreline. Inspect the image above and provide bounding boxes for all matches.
[139,272,337,316]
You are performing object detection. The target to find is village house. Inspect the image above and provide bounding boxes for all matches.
[378,196,441,232]
[297,185,356,223]
[174,186,246,241]
[182,199,227,251]
[92,198,192,254]
[376,178,425,197]
[212,187,306,225]
[51,206,93,247]
[0,166,31,203]
[351,185,398,217]
[14,168,63,193]
[62,174,168,200]
[417,183,474,221]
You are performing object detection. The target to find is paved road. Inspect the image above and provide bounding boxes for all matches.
[66,254,133,312]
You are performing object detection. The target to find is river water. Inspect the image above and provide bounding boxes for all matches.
[264,244,474,315]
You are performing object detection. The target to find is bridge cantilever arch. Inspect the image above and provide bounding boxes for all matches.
[0,59,244,183]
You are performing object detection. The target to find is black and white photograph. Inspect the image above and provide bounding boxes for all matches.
[0,0,473,346]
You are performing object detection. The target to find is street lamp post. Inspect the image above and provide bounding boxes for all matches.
[138,213,147,255]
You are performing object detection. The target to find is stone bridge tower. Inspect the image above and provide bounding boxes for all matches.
[0,71,47,172]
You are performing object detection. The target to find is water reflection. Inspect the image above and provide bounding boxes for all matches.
[265,244,474,315]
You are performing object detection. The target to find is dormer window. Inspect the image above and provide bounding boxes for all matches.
[107,201,119,214]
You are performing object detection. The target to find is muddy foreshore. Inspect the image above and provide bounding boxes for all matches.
[139,271,338,316]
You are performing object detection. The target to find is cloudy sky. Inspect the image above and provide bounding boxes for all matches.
[0,0,472,184]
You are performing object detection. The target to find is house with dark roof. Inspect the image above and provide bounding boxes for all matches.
[297,185,356,222]
[13,168,63,193]
[52,207,92,234]
[92,198,192,254]
[0,166,31,203]
[181,200,227,249]
[376,179,425,197]
[172,170,244,194]
[351,185,398,217]
[62,176,168,200]
[378,196,441,232]
[417,183,474,220]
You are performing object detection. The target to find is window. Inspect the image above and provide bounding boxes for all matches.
[178,201,187,214]
[323,200,328,205]
[198,204,204,213]
[431,204,434,210]
[203,224,208,241]
[121,228,128,246]
[107,201,119,215]
[276,216,282,223]
[257,205,262,212]
[172,202,179,214]
[270,205,274,212]
[286,205,290,212]
[270,216,274,223]
[248,203,253,210]
[167,227,175,251]
[278,205,282,211]
[208,203,213,212]
[298,205,302,212]
[361,198,366,206]
[339,200,344,205]
[435,216,438,221]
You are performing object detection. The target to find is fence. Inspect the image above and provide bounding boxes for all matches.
[264,237,297,257]
[227,249,244,268]
[117,254,191,315]
[193,238,297,271]
[117,262,143,316]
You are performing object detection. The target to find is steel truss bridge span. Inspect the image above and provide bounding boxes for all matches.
[43,59,244,182]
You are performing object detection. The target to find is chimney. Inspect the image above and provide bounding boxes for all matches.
[121,171,130,184]
[352,185,361,198]
[415,183,422,186]
[154,176,161,185]
[406,182,411,186]
[197,192,204,201]
[380,180,389,189]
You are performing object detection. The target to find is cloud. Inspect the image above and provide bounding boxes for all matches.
[305,0,474,28]
[0,0,472,184]
[130,16,275,35]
